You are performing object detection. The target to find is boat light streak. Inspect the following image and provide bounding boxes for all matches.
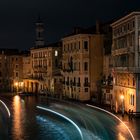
[37,105,83,140]
[0,99,11,117]
[86,104,135,140]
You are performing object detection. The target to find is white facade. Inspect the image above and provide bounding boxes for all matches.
[111,12,140,112]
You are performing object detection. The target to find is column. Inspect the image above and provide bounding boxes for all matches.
[136,74,140,112]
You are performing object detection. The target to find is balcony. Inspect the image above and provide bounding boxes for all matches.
[84,82,90,87]
[128,67,140,73]
[73,82,76,86]
[77,82,81,87]
[114,67,128,72]
[114,66,140,73]
[102,84,113,90]
[112,47,129,56]
[33,66,47,72]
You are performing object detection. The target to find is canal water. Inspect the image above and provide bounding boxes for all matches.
[0,95,137,140]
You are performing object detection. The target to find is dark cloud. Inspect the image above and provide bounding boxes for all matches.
[0,0,140,50]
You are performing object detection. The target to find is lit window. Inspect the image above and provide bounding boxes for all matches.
[55,50,58,56]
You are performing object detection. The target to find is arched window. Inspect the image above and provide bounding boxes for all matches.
[130,94,132,105]
[132,95,134,106]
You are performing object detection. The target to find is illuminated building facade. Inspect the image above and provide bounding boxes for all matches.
[23,16,62,95]
[0,49,23,92]
[62,28,104,101]
[29,43,62,94]
[111,12,140,112]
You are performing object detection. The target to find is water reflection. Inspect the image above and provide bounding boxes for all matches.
[12,95,25,140]
[4,96,138,140]
[117,123,129,140]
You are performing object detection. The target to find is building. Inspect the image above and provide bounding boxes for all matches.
[22,52,32,79]
[28,43,62,95]
[23,16,62,95]
[101,23,113,106]
[62,27,104,101]
[0,49,23,92]
[111,12,140,113]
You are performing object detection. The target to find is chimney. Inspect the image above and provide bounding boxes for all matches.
[96,20,100,34]
[73,27,82,34]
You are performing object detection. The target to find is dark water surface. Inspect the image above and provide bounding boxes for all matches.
[0,95,137,140]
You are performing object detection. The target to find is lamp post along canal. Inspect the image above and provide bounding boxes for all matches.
[120,95,124,117]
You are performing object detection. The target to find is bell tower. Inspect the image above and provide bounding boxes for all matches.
[35,15,45,47]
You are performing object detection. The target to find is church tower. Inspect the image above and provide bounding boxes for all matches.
[35,15,45,48]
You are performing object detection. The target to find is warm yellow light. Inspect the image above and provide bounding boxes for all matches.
[120,95,124,100]
[19,82,24,87]
[15,82,18,86]
[14,95,20,102]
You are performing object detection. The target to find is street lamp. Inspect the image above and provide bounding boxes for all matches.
[120,95,124,117]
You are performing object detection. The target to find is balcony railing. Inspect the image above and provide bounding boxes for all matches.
[73,82,76,86]
[84,82,90,87]
[128,67,140,73]
[77,82,81,87]
[112,47,129,56]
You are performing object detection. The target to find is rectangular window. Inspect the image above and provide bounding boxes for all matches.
[84,77,88,83]
[84,62,88,71]
[16,72,18,77]
[79,41,80,50]
[85,88,88,92]
[78,77,80,83]
[16,64,18,68]
[84,41,88,50]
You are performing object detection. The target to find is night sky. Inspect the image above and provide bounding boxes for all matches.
[0,0,140,50]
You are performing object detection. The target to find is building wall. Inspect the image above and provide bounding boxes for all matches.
[0,50,24,92]
[26,44,62,94]
[111,12,140,112]
[23,55,32,79]
[0,53,10,91]
[90,35,104,100]
[62,34,103,101]
[9,55,23,92]
[102,54,113,105]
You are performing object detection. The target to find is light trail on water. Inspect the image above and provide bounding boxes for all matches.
[37,105,84,140]
[86,104,135,140]
[0,99,11,117]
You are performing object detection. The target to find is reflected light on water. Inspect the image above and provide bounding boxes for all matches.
[118,133,126,140]
[13,95,23,139]
[117,123,128,140]
[86,104,135,140]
